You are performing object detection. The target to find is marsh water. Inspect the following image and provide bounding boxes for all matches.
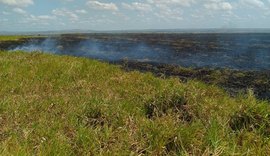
[9,33,270,70]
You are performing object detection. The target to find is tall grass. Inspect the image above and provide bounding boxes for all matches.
[0,51,269,155]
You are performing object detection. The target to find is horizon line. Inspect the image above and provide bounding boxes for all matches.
[1,28,270,35]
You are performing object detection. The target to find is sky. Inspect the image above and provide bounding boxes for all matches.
[0,0,270,31]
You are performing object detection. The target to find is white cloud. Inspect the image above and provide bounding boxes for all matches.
[13,8,27,15]
[75,9,87,14]
[147,0,196,7]
[24,16,51,26]
[154,6,183,21]
[52,8,79,21]
[25,15,57,23]
[221,2,233,10]
[11,13,57,27]
[86,1,118,11]
[240,0,265,8]
[59,0,74,2]
[2,11,9,15]
[0,18,8,22]
[121,0,190,21]
[204,1,233,11]
[0,0,33,7]
[122,2,152,12]
[35,15,56,20]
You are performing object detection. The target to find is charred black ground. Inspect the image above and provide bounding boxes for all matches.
[117,60,270,100]
[1,33,270,100]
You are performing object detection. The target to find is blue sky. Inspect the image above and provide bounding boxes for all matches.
[0,0,270,31]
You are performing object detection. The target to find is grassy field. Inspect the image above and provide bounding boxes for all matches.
[0,36,30,41]
[0,50,269,155]
[0,35,45,41]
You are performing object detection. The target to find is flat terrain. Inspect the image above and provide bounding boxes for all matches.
[1,34,270,100]
[0,36,32,41]
[0,50,270,155]
[3,33,270,70]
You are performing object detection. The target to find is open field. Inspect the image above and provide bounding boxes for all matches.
[2,33,270,70]
[1,34,270,100]
[1,0,270,154]
[0,36,33,41]
[0,50,270,155]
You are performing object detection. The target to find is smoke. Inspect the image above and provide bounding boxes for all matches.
[74,39,168,62]
[12,38,59,54]
[11,37,168,63]
[8,34,270,71]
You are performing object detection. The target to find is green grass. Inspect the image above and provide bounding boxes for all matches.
[0,51,270,155]
[0,35,44,41]
[0,36,29,41]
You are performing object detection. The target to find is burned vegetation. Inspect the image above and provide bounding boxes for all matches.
[1,33,270,100]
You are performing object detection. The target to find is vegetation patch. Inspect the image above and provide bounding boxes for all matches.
[144,91,193,122]
[119,60,270,100]
[0,51,270,155]
[229,91,270,136]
